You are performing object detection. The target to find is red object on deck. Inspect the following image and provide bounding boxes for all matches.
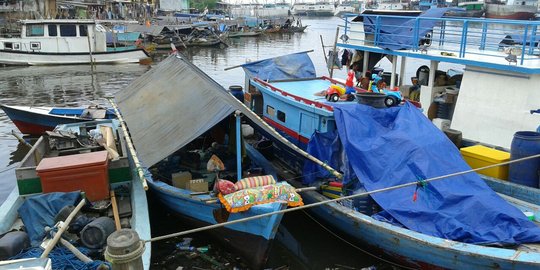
[329,181,343,188]
[36,151,110,201]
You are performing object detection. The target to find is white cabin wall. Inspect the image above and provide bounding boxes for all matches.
[451,67,540,149]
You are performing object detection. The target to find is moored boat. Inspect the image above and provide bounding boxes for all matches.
[1,119,151,268]
[0,104,115,136]
[112,55,309,269]
[485,0,537,20]
[233,10,540,267]
[0,19,150,66]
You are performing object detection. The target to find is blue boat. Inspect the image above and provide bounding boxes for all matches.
[237,11,540,268]
[0,104,116,136]
[0,119,151,269]
[109,54,315,269]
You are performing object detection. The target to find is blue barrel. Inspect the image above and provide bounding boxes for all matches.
[229,85,244,103]
[509,131,540,188]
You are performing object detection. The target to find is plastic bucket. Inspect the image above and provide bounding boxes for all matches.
[509,131,540,188]
[355,92,386,108]
[229,85,244,103]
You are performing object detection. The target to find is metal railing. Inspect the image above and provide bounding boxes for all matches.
[342,14,540,66]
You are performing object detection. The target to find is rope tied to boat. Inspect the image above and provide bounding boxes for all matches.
[144,152,540,244]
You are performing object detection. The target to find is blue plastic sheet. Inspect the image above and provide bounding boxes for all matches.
[363,8,458,50]
[328,102,540,245]
[241,52,316,81]
[18,192,81,246]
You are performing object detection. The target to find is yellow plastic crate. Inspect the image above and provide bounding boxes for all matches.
[460,145,510,180]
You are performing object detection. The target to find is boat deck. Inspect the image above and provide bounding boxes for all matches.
[339,15,540,74]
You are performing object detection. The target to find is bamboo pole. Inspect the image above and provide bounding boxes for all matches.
[106,97,149,190]
[329,26,340,78]
[41,199,86,258]
[110,191,122,231]
[145,152,540,244]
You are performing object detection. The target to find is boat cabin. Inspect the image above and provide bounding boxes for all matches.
[0,20,107,53]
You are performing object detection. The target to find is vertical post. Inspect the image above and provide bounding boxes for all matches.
[362,50,369,77]
[330,26,340,78]
[390,55,397,89]
[344,15,349,38]
[374,16,381,46]
[86,25,94,68]
[413,18,420,51]
[529,25,537,56]
[439,19,445,47]
[459,21,469,58]
[235,111,242,181]
[520,25,529,65]
[479,22,487,51]
[428,60,438,88]
[399,56,406,86]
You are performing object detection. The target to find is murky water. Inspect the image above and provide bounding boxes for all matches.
[0,17,427,269]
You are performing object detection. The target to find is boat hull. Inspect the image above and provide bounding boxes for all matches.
[0,105,114,135]
[485,4,536,20]
[296,187,540,270]
[0,49,150,66]
[147,180,285,269]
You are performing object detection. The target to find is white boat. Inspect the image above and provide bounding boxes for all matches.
[230,3,291,18]
[334,2,358,17]
[376,0,407,10]
[293,1,335,16]
[0,19,150,66]
[485,0,537,20]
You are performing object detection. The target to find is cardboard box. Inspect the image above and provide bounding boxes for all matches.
[187,179,208,192]
[172,171,192,189]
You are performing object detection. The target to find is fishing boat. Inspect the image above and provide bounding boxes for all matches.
[1,119,151,269]
[485,0,537,20]
[334,2,358,17]
[293,1,335,16]
[444,0,485,18]
[111,55,312,269]
[0,104,115,136]
[0,19,150,66]
[233,9,540,268]
[226,28,263,38]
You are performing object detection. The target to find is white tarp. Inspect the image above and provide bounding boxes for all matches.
[115,54,305,167]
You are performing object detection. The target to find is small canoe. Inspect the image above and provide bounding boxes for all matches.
[0,104,116,136]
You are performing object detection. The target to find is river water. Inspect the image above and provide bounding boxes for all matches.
[0,17,429,269]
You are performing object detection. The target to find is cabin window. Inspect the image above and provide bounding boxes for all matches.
[277,110,286,122]
[26,25,44,37]
[79,25,88,37]
[266,105,275,117]
[4,42,13,49]
[60,25,77,37]
[30,42,41,50]
[48,25,57,37]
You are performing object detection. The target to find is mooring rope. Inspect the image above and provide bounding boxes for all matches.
[145,152,540,243]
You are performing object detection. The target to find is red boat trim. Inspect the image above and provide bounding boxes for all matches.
[253,78,334,112]
[12,120,53,135]
[264,116,310,144]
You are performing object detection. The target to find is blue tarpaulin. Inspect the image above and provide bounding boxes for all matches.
[18,192,81,246]
[363,8,457,50]
[241,52,316,81]
[308,102,540,245]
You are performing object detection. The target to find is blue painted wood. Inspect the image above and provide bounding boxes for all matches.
[249,77,540,269]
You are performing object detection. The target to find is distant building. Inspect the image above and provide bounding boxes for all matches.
[158,0,190,11]
[0,0,57,19]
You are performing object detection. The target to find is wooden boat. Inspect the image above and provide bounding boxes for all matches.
[246,76,540,268]
[227,30,263,38]
[0,20,150,65]
[111,55,304,269]
[0,104,115,136]
[280,25,308,33]
[0,119,151,269]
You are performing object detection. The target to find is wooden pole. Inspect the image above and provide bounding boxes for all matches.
[41,199,86,258]
[106,97,149,190]
[329,26,340,79]
[110,191,122,231]
[320,35,329,75]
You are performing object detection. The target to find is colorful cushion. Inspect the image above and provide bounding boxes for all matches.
[218,182,303,213]
[235,175,276,190]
